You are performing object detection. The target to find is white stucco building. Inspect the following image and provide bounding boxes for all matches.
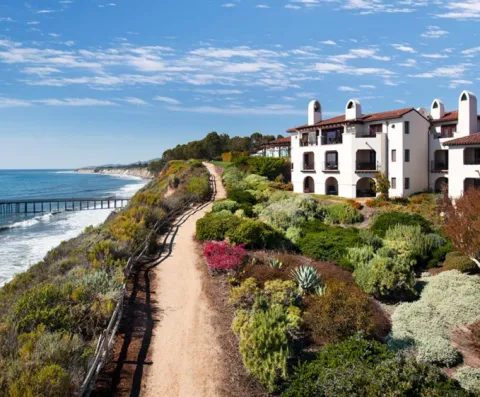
[253,136,291,158]
[286,90,480,199]
[431,91,480,198]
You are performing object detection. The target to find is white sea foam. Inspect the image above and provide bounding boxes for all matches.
[0,213,55,231]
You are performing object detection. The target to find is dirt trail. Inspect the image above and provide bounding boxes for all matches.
[141,163,226,397]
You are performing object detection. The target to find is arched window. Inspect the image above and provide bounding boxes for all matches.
[461,93,468,101]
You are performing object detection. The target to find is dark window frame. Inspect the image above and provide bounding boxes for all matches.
[440,124,456,138]
[405,177,410,190]
[405,149,410,162]
[392,177,397,189]
[391,149,397,162]
[404,121,410,134]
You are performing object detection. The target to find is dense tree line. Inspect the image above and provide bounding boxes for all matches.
[161,132,283,161]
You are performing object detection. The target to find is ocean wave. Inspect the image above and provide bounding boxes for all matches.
[0,212,56,232]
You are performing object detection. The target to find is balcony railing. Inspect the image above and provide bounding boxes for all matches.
[323,162,339,172]
[300,139,318,147]
[321,136,343,145]
[355,161,380,172]
[464,158,480,165]
[356,132,377,138]
[302,163,316,172]
[430,160,448,172]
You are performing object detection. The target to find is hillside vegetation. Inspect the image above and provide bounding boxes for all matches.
[0,160,210,396]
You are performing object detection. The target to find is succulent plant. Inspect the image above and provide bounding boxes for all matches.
[267,257,283,269]
[291,265,323,293]
[314,284,328,297]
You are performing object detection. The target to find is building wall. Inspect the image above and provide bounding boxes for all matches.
[449,146,480,198]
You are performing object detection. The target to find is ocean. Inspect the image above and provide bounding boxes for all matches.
[0,170,147,287]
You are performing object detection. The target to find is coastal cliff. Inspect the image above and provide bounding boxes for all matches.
[76,167,154,179]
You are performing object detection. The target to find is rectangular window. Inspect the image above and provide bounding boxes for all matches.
[405,177,410,190]
[391,178,397,189]
[404,121,410,134]
[391,149,397,162]
[405,149,410,162]
[291,162,294,170]
[441,124,456,138]
[369,124,383,135]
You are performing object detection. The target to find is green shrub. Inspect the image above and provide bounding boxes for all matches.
[323,203,363,225]
[226,189,256,215]
[370,211,432,238]
[233,303,301,392]
[353,256,415,300]
[225,219,283,249]
[345,246,375,268]
[283,335,469,397]
[444,251,477,273]
[359,229,383,250]
[297,223,361,270]
[427,238,453,268]
[259,194,323,231]
[9,364,72,397]
[14,283,73,333]
[304,281,376,345]
[282,334,393,397]
[212,199,239,213]
[229,278,260,309]
[195,213,242,242]
[454,366,480,394]
[244,174,269,190]
[388,270,480,367]
[222,167,246,189]
[187,176,210,200]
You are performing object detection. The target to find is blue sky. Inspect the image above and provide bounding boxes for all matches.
[0,0,479,168]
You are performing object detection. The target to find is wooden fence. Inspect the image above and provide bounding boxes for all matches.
[78,173,216,396]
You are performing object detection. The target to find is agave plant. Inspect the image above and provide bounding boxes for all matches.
[291,265,323,293]
[314,284,328,297]
[267,257,283,269]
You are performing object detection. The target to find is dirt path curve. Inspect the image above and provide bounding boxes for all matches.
[141,163,226,397]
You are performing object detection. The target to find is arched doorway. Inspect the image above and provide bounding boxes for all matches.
[356,178,376,198]
[304,176,315,193]
[434,177,448,194]
[325,177,338,196]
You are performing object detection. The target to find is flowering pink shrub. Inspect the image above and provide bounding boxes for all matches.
[203,239,247,273]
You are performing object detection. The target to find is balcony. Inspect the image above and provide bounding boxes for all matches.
[300,139,318,147]
[355,161,380,173]
[355,132,377,139]
[322,162,339,172]
[321,135,343,145]
[430,160,449,173]
[302,162,316,172]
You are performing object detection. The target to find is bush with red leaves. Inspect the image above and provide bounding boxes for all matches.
[203,239,247,274]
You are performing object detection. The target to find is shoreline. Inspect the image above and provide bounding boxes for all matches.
[75,167,154,180]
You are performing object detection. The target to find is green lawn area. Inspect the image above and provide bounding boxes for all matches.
[212,161,232,168]
[311,194,349,202]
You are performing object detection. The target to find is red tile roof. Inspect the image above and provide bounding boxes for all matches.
[432,110,480,123]
[262,136,291,147]
[444,132,480,146]
[286,107,415,132]
[270,136,291,144]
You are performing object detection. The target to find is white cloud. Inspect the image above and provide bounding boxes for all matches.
[420,53,449,59]
[410,64,470,78]
[0,97,32,108]
[256,4,270,8]
[435,0,480,20]
[398,58,417,67]
[392,44,416,53]
[338,86,358,92]
[421,26,449,39]
[122,97,149,105]
[153,96,181,105]
[35,98,116,106]
[320,40,337,45]
[166,103,304,116]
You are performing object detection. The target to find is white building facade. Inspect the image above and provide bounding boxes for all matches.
[287,91,480,199]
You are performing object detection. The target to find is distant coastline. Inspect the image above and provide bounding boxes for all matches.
[75,167,154,179]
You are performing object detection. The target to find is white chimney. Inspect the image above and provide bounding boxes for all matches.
[345,99,361,120]
[308,100,322,125]
[458,90,477,137]
[417,107,429,119]
[430,99,445,120]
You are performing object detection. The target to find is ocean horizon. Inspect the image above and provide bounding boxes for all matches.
[0,169,147,287]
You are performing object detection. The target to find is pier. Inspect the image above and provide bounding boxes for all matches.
[0,197,131,216]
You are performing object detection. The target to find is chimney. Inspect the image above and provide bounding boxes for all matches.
[458,90,477,137]
[345,99,361,120]
[308,100,322,125]
[430,99,445,120]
